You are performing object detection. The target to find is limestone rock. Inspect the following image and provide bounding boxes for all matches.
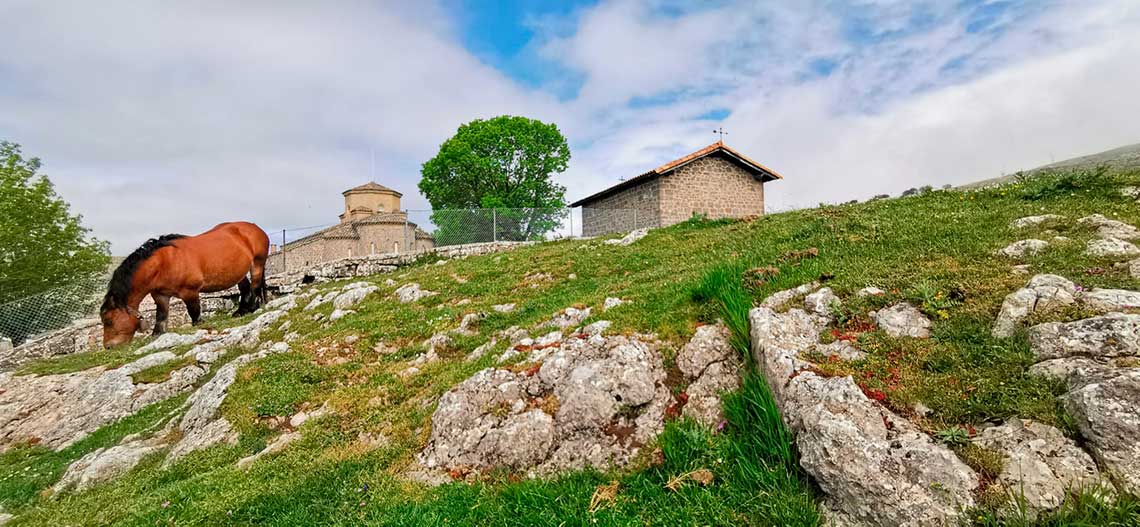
[236,431,300,469]
[456,312,486,336]
[492,303,516,313]
[1130,258,1140,279]
[303,291,337,311]
[546,307,591,330]
[53,439,165,493]
[761,281,821,310]
[603,297,625,311]
[997,239,1049,258]
[466,339,497,362]
[1086,238,1140,258]
[333,285,378,310]
[580,320,612,337]
[165,349,276,462]
[1012,214,1063,229]
[1077,214,1140,240]
[855,287,885,297]
[1063,370,1140,493]
[974,419,1105,513]
[676,323,741,427]
[749,295,977,526]
[1081,288,1140,312]
[0,351,207,452]
[992,274,1077,337]
[604,228,648,246]
[134,330,210,355]
[1028,313,1140,361]
[329,308,354,321]
[419,333,671,477]
[264,294,297,311]
[1029,357,1128,390]
[394,283,437,303]
[871,303,931,338]
[804,287,841,317]
[816,340,867,361]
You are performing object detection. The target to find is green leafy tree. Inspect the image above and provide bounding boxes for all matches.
[0,141,110,345]
[419,116,571,244]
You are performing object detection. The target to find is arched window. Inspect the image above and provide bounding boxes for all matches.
[370,242,376,255]
[393,241,400,254]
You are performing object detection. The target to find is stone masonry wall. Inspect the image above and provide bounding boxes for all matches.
[266,223,433,276]
[658,154,765,227]
[581,178,660,237]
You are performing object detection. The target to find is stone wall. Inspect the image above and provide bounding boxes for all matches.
[658,154,765,227]
[265,222,434,276]
[581,178,660,237]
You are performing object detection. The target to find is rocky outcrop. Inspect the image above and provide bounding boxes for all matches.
[1062,370,1140,493]
[750,287,977,527]
[870,303,931,338]
[974,419,1106,514]
[676,323,741,427]
[394,283,437,303]
[993,274,1078,337]
[1077,214,1139,240]
[0,355,206,452]
[1085,238,1140,258]
[53,437,166,493]
[997,239,1049,258]
[545,307,591,330]
[418,332,673,478]
[333,282,378,310]
[604,228,648,246]
[1011,215,1063,229]
[1028,313,1140,361]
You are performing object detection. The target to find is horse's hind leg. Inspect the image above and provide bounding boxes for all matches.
[152,293,171,335]
[250,253,268,310]
[234,277,252,316]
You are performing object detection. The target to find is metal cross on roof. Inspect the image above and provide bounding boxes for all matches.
[713,127,728,143]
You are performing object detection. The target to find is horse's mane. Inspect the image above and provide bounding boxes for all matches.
[101,234,186,311]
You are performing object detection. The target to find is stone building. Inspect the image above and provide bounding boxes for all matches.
[265,182,434,275]
[570,142,783,236]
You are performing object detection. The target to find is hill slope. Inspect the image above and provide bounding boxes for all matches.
[2,168,1140,525]
[962,141,1140,189]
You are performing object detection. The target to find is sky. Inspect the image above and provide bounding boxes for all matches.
[2,0,1139,253]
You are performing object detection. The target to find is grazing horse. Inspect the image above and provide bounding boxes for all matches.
[100,221,270,348]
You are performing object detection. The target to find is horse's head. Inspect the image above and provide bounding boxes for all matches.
[100,298,140,348]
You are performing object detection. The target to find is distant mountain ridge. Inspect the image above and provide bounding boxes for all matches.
[962,141,1140,189]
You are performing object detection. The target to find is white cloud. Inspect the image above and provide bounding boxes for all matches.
[2,0,1138,254]
[0,0,564,252]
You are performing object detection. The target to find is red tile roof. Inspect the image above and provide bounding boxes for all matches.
[570,142,783,207]
[343,181,402,196]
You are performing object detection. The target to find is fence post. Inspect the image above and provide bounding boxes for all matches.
[492,209,497,243]
[281,229,287,274]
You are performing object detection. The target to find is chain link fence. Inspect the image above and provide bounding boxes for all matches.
[0,274,106,347]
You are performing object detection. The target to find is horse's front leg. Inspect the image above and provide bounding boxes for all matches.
[152,292,171,335]
[183,292,202,325]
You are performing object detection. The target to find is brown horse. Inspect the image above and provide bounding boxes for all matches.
[100,221,270,348]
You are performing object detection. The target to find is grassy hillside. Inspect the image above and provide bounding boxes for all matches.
[3,167,1140,526]
[962,141,1140,189]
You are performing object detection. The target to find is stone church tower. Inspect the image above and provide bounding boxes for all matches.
[340,182,403,223]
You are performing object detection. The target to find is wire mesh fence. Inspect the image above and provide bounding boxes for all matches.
[0,275,106,347]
